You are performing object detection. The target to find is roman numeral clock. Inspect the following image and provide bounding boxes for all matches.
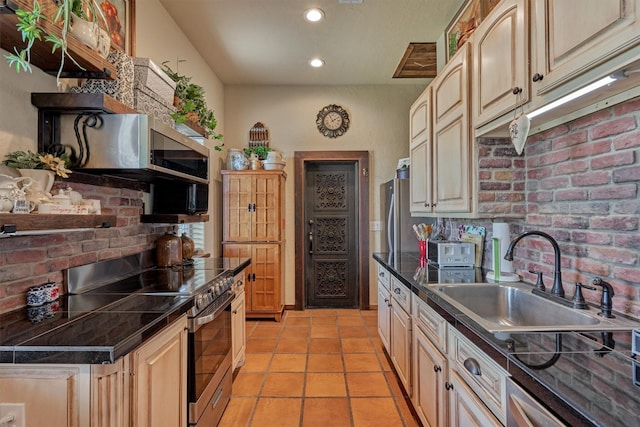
[316,104,350,138]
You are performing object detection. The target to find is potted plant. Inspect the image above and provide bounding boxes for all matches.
[4,150,72,201]
[243,145,271,160]
[161,60,224,151]
[5,0,110,86]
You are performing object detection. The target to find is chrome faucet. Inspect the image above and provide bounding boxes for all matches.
[504,230,565,297]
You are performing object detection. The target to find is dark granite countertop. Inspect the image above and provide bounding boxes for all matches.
[374,252,640,427]
[0,257,251,365]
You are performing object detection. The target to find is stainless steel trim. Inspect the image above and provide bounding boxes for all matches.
[188,351,232,424]
[188,291,234,332]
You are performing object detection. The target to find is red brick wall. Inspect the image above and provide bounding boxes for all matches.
[0,182,171,313]
[474,97,640,319]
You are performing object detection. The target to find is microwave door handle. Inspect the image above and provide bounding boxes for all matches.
[387,192,395,253]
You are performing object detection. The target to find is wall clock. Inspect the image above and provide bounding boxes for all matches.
[316,104,350,138]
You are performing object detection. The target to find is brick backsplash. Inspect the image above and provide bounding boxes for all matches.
[0,183,171,313]
[469,96,640,320]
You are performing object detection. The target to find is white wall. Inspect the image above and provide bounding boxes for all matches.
[225,84,426,305]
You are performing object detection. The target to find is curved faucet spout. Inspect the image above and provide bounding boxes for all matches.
[504,230,564,297]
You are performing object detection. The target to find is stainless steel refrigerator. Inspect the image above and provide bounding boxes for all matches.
[380,177,434,254]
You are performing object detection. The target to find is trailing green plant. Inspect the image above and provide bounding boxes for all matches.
[5,0,110,87]
[161,60,224,150]
[244,145,271,160]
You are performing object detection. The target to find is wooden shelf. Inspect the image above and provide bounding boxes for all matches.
[0,0,117,80]
[0,213,117,232]
[31,93,137,114]
[140,214,210,224]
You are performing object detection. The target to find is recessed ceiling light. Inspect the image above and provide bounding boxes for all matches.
[304,8,325,22]
[309,58,325,68]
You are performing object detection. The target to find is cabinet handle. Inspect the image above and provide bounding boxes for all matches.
[512,87,522,95]
[384,298,389,303]
[393,288,401,295]
[247,203,252,212]
[424,202,429,207]
[445,382,454,390]
[232,309,238,314]
[433,365,442,373]
[532,73,544,82]
[463,358,482,376]
[431,203,437,207]
[252,273,256,281]
[252,203,257,212]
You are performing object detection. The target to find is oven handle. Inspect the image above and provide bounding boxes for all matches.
[189,291,234,332]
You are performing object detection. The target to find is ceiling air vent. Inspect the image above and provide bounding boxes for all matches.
[338,0,363,4]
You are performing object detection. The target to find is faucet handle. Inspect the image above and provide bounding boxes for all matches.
[529,270,545,291]
[571,282,595,309]
[592,277,615,318]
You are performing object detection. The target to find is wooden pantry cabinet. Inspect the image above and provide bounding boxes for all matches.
[222,170,286,321]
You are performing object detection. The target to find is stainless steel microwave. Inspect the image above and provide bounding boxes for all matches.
[59,114,209,184]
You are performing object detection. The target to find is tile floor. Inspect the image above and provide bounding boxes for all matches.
[219,309,420,427]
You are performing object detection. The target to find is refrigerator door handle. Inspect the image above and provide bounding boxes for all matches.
[387,192,395,253]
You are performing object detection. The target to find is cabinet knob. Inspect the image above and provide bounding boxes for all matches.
[445,382,454,390]
[424,202,428,207]
[512,87,523,95]
[232,309,238,314]
[532,73,544,82]
[463,358,482,376]
[433,365,442,373]
[431,203,437,208]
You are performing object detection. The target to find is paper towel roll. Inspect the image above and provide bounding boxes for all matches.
[493,222,513,273]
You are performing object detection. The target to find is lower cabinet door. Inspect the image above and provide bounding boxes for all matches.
[129,315,188,427]
[413,327,447,427]
[448,369,501,427]
[231,291,247,370]
[377,282,391,351]
[390,298,412,395]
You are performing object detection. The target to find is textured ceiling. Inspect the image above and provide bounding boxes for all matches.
[160,0,463,86]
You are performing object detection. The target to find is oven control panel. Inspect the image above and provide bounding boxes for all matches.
[194,275,234,312]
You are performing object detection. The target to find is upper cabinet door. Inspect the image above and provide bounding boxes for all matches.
[472,0,529,128]
[533,0,640,95]
[409,86,433,214]
[432,43,471,214]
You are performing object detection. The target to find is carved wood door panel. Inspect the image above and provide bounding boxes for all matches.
[304,162,358,308]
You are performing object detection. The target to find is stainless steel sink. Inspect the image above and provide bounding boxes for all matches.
[429,282,638,333]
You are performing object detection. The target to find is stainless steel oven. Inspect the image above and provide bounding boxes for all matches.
[187,274,234,427]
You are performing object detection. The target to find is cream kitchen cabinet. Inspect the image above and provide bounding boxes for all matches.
[389,277,412,395]
[231,272,247,370]
[409,86,433,214]
[129,315,188,427]
[472,0,529,130]
[414,325,448,427]
[447,369,502,427]
[531,0,640,104]
[431,42,472,214]
[377,281,391,351]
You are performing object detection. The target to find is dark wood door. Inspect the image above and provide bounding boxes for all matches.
[304,161,358,308]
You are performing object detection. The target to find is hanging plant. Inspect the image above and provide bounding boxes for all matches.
[162,60,224,151]
[5,0,110,86]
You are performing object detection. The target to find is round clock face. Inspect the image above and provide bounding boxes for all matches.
[316,104,350,138]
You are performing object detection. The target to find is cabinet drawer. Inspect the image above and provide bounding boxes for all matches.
[448,326,508,424]
[413,297,447,354]
[391,277,411,314]
[377,263,390,289]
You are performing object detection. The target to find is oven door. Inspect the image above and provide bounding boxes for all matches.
[187,292,233,425]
